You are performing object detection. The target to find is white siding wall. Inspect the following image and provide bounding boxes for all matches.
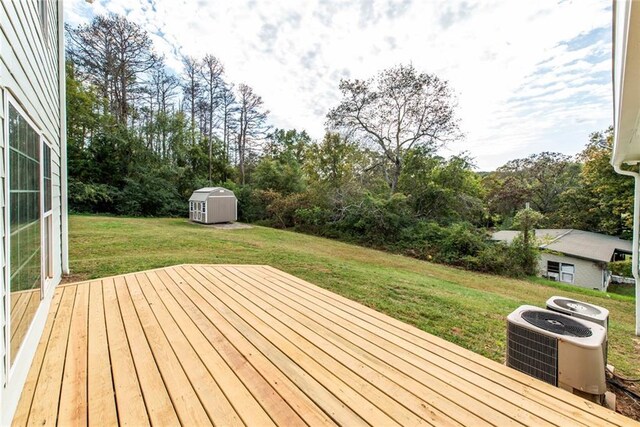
[539,253,605,290]
[0,0,65,423]
[0,84,5,394]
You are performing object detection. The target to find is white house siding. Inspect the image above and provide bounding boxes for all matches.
[539,252,605,291]
[0,0,65,423]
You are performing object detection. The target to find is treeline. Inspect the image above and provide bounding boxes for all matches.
[66,14,633,277]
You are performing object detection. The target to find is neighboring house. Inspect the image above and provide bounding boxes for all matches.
[0,0,68,423]
[492,229,632,291]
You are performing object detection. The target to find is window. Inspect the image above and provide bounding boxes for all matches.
[201,202,206,213]
[547,261,574,284]
[560,263,575,284]
[189,201,193,212]
[7,102,42,365]
[42,142,53,282]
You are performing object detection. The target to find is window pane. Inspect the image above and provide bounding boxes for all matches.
[8,103,41,366]
[561,273,574,283]
[547,261,560,274]
[43,144,51,212]
[560,264,574,274]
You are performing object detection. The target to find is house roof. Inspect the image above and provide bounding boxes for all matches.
[612,1,640,166]
[189,187,235,202]
[491,229,632,263]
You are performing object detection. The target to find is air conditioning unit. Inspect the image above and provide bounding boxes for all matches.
[506,305,607,400]
[546,296,609,329]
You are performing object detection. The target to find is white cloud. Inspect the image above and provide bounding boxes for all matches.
[65,0,612,170]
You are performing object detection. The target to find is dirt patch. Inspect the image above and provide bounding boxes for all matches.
[608,373,640,421]
[60,273,89,285]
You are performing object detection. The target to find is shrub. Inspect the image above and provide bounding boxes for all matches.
[337,193,413,246]
[467,241,527,277]
[609,260,633,277]
[437,222,487,264]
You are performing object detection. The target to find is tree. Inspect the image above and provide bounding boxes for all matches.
[200,54,225,182]
[144,65,180,156]
[181,55,202,144]
[560,127,634,236]
[67,13,160,124]
[236,84,269,184]
[264,129,311,163]
[485,152,580,224]
[513,206,544,275]
[306,132,361,190]
[327,64,459,193]
[219,81,237,170]
[398,148,484,224]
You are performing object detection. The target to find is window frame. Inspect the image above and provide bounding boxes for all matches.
[547,260,574,284]
[3,91,53,379]
[560,263,575,284]
[41,139,54,290]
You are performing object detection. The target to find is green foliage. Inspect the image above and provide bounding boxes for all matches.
[336,193,414,246]
[609,260,632,277]
[567,127,634,237]
[512,207,544,276]
[398,148,484,224]
[253,157,305,195]
[485,152,580,226]
[68,179,116,213]
[437,222,487,264]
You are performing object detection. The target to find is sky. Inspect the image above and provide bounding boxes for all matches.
[66,0,613,171]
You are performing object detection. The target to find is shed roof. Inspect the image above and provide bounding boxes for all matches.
[189,187,235,202]
[491,229,632,263]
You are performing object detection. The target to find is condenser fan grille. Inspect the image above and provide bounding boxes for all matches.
[522,310,592,337]
[552,298,602,316]
[507,322,558,386]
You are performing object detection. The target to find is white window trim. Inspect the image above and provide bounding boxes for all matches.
[41,139,54,294]
[548,260,575,284]
[3,91,50,382]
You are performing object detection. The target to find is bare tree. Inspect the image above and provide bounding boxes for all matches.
[236,84,269,184]
[327,64,459,193]
[147,66,180,156]
[200,54,224,182]
[181,55,202,144]
[219,82,238,168]
[67,14,160,125]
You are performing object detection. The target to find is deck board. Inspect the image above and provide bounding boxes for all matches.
[12,264,636,426]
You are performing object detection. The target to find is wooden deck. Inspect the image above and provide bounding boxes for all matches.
[10,289,40,365]
[12,264,634,426]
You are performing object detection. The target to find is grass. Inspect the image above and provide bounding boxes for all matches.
[607,283,636,298]
[68,214,640,377]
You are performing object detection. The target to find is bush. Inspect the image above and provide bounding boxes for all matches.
[68,179,116,213]
[261,190,312,228]
[437,222,487,264]
[337,193,413,246]
[467,241,529,277]
[609,260,633,277]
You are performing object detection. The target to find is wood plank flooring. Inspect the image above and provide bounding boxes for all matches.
[12,265,635,426]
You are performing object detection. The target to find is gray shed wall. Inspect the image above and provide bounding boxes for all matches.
[207,196,237,223]
[539,253,605,290]
[189,189,237,224]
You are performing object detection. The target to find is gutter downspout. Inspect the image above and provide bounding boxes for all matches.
[613,162,640,335]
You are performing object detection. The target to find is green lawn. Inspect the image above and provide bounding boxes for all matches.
[68,215,640,377]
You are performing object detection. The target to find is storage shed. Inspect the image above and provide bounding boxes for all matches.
[189,187,237,224]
